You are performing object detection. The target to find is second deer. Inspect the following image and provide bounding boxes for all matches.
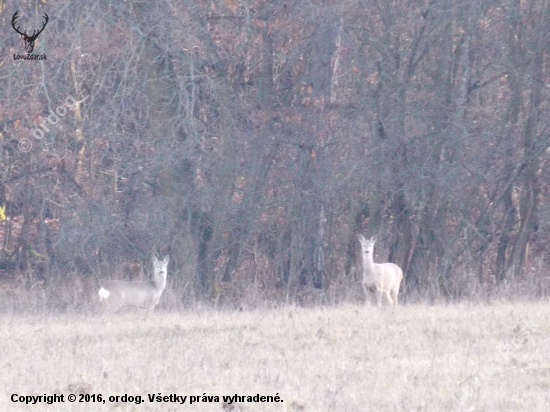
[357,234,403,307]
[98,255,170,311]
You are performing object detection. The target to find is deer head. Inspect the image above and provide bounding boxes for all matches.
[12,11,49,54]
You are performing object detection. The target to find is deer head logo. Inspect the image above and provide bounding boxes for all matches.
[12,11,49,54]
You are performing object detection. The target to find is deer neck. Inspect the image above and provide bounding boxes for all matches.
[362,255,376,276]
[154,274,167,291]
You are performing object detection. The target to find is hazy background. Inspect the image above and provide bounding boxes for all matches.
[1,0,550,311]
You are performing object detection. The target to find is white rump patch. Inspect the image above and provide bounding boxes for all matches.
[98,287,110,300]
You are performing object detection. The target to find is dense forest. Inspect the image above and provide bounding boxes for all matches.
[1,0,549,310]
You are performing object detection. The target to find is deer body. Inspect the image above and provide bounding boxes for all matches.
[98,255,169,311]
[357,234,403,307]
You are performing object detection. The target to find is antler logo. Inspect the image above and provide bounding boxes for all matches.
[12,11,49,54]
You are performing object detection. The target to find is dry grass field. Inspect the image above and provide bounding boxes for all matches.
[2,301,550,411]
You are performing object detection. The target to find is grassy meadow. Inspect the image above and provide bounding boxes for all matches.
[2,301,550,411]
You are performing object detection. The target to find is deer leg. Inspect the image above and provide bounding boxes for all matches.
[377,289,383,308]
[391,287,399,306]
[384,290,394,306]
[362,282,370,305]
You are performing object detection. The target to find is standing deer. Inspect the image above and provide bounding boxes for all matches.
[98,255,169,311]
[357,234,403,307]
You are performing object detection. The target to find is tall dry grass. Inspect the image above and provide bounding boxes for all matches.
[2,301,550,411]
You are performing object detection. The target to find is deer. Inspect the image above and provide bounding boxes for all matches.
[357,234,403,307]
[98,255,169,311]
[11,11,49,54]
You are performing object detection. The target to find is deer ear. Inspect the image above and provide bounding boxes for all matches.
[163,255,170,264]
[152,255,158,263]
[369,236,376,244]
[357,234,365,242]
